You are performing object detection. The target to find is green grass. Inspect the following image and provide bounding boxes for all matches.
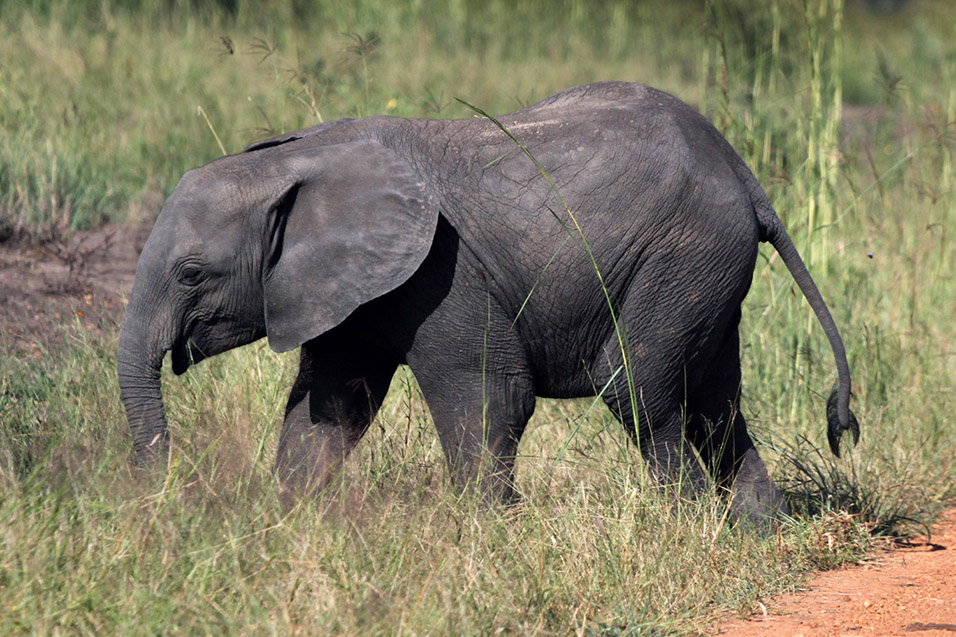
[2,0,956,633]
[0,331,878,634]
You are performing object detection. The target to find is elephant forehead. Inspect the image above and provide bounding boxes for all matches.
[173,155,280,206]
[142,205,232,270]
[161,172,270,235]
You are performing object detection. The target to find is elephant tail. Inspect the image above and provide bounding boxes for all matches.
[753,193,860,457]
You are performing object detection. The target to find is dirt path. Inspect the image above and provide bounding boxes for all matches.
[719,509,956,636]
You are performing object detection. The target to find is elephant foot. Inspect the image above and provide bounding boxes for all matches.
[728,448,791,533]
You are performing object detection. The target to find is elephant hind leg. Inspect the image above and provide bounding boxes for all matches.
[600,367,710,499]
[596,329,709,497]
[691,408,791,529]
[688,328,790,528]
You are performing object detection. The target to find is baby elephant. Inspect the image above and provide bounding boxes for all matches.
[118,81,859,526]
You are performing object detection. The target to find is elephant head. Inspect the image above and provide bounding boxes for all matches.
[117,138,438,464]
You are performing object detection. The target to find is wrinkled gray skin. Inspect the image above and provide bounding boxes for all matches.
[118,82,859,528]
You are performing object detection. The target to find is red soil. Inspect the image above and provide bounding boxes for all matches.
[719,509,956,636]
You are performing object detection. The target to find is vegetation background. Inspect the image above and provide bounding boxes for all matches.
[1,0,954,633]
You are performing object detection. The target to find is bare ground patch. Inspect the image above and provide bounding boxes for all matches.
[718,509,956,635]
[0,221,150,352]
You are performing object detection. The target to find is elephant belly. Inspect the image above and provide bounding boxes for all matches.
[522,326,612,399]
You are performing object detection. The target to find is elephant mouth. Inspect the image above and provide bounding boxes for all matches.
[171,337,206,375]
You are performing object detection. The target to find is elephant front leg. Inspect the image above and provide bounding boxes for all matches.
[413,364,536,505]
[275,340,397,504]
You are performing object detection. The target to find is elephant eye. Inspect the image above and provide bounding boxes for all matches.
[178,265,205,286]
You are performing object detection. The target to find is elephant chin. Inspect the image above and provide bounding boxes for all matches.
[171,339,205,375]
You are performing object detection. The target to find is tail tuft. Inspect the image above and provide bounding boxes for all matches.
[826,386,860,457]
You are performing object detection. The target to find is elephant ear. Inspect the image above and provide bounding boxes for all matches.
[243,119,355,152]
[262,139,438,352]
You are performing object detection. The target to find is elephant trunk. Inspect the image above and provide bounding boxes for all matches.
[117,311,171,466]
